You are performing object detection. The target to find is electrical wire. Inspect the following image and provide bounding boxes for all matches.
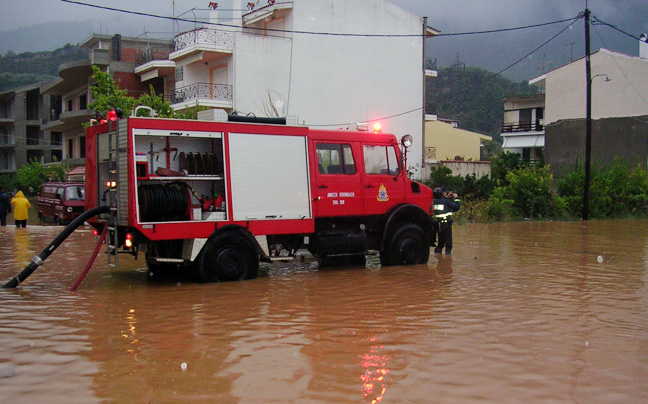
[59,0,578,39]
[592,16,643,41]
[310,15,582,127]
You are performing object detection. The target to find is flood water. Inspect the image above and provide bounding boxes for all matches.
[1,219,647,403]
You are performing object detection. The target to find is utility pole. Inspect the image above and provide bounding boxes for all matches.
[583,7,592,221]
[422,16,428,177]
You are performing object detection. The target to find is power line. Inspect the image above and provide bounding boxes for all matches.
[312,16,581,127]
[59,0,578,39]
[435,17,577,37]
[592,16,643,41]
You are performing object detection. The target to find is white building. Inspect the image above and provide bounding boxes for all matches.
[502,43,648,172]
[136,0,439,175]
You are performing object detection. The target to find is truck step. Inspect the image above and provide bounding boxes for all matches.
[152,257,185,264]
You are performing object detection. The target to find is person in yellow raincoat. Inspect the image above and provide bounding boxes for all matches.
[10,190,31,228]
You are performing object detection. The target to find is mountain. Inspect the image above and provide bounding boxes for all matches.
[426,64,539,139]
[0,44,88,91]
[0,21,100,55]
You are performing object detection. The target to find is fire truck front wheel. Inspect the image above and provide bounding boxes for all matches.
[382,224,430,266]
[197,232,260,282]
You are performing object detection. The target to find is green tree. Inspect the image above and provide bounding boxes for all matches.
[15,160,70,195]
[88,65,137,118]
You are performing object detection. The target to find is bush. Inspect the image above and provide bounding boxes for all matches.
[557,158,648,219]
[488,166,563,220]
[0,174,17,192]
[423,166,495,201]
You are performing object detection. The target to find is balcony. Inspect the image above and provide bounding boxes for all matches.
[135,46,176,82]
[501,121,544,133]
[425,58,438,78]
[172,83,233,110]
[170,28,234,64]
[42,109,94,132]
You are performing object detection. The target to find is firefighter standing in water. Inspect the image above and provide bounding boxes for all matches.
[433,188,461,254]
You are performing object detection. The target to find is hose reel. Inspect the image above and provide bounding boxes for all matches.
[138,184,191,222]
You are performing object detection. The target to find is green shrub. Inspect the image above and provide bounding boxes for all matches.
[488,166,563,220]
[556,158,648,219]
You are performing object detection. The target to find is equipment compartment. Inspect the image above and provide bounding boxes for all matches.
[132,129,227,224]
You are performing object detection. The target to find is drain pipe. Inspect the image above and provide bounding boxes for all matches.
[2,205,110,288]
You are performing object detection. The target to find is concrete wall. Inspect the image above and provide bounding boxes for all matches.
[545,115,648,176]
[427,161,491,179]
[545,49,648,124]
[233,34,293,116]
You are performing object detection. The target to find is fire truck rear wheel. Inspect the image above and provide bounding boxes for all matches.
[384,224,429,266]
[198,233,259,282]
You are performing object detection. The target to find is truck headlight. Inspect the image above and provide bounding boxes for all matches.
[67,207,73,213]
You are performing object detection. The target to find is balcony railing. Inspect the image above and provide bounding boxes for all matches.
[173,83,233,104]
[174,28,235,51]
[502,121,544,133]
[137,46,173,65]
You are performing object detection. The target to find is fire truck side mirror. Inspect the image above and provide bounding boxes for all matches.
[401,134,413,149]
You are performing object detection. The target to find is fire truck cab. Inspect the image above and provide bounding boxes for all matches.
[85,115,435,282]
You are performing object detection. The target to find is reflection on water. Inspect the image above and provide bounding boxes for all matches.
[1,220,648,403]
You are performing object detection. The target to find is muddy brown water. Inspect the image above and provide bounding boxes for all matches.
[1,220,647,403]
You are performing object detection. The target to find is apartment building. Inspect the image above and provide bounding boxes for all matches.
[42,34,172,166]
[0,82,62,175]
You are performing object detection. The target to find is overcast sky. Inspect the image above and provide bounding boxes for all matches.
[2,0,646,80]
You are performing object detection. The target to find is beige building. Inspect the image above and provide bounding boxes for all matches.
[528,47,648,174]
[423,117,492,178]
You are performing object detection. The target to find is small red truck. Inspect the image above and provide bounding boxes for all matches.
[85,115,435,282]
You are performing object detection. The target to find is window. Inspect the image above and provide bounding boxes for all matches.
[26,126,40,145]
[175,66,184,82]
[316,143,356,175]
[51,132,62,146]
[363,145,399,175]
[67,138,74,159]
[79,136,86,158]
[65,185,85,201]
[67,99,73,112]
[80,94,87,110]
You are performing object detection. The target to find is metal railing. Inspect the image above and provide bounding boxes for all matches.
[174,28,235,51]
[502,122,544,133]
[425,58,437,71]
[172,83,233,104]
[137,46,173,65]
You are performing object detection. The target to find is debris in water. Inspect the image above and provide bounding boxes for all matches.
[0,364,17,378]
[181,362,187,371]
[597,255,604,263]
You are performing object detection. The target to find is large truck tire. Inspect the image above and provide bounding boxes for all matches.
[381,223,430,266]
[197,231,259,282]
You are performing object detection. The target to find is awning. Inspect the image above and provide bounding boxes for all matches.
[502,134,544,149]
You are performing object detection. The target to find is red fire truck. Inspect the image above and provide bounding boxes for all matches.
[85,114,435,282]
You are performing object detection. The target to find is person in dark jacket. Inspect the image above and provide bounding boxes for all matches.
[0,187,10,226]
[433,188,461,254]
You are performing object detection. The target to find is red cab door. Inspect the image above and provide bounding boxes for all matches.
[361,143,405,215]
[313,142,363,217]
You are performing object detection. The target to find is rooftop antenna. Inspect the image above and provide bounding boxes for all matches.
[537,53,552,73]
